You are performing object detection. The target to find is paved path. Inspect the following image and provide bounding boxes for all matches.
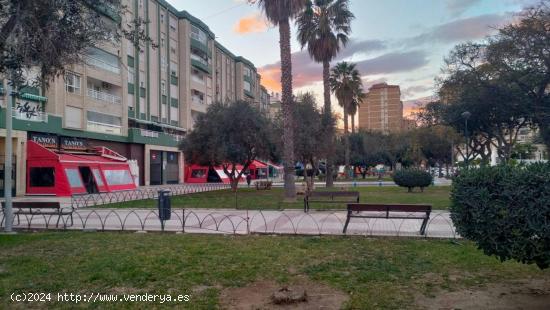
[1,208,458,239]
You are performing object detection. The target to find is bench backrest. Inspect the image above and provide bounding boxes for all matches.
[307,191,359,200]
[2,201,61,209]
[347,203,431,213]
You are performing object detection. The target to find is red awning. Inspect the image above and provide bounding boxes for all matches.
[250,160,267,168]
[58,153,128,165]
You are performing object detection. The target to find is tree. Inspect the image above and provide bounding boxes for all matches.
[182,101,275,192]
[485,2,550,150]
[1,0,122,87]
[348,91,364,133]
[275,93,331,191]
[253,0,307,201]
[296,0,354,187]
[329,61,362,176]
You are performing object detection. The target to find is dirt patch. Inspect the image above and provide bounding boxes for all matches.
[415,278,550,310]
[219,278,348,310]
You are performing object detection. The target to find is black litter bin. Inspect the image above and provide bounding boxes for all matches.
[158,190,171,221]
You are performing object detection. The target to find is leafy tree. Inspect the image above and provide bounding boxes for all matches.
[485,2,550,150]
[330,61,363,176]
[182,101,275,191]
[253,0,307,201]
[417,125,461,175]
[296,0,354,187]
[275,93,332,190]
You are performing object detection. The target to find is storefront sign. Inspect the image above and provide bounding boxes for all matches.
[60,137,87,151]
[29,133,58,149]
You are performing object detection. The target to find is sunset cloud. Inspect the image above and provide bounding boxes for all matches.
[234,14,268,34]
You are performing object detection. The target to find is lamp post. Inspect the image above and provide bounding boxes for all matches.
[461,111,471,168]
[3,79,16,233]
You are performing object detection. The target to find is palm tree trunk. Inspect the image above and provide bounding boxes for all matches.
[343,104,350,178]
[351,113,355,134]
[279,18,296,201]
[323,60,334,187]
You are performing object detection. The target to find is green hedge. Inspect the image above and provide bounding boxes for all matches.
[392,168,433,192]
[450,163,550,269]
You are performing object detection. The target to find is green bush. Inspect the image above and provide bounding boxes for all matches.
[450,163,550,269]
[392,169,433,192]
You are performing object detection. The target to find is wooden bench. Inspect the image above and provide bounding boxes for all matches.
[343,203,431,235]
[255,180,272,190]
[304,191,359,212]
[1,201,74,228]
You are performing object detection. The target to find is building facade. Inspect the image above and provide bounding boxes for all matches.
[0,0,266,194]
[358,83,403,134]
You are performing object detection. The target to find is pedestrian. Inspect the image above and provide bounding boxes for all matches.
[246,173,252,188]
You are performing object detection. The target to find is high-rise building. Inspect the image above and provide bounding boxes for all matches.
[0,0,267,192]
[358,83,403,134]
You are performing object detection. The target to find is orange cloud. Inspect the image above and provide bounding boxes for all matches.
[258,66,281,93]
[234,14,268,34]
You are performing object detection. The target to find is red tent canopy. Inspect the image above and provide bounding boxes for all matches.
[26,141,137,196]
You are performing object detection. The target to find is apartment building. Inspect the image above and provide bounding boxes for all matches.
[0,0,265,194]
[358,83,403,134]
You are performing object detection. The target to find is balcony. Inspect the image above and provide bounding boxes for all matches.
[140,129,159,138]
[190,54,211,74]
[12,108,48,122]
[87,88,121,104]
[191,96,204,105]
[86,56,120,74]
[191,74,205,84]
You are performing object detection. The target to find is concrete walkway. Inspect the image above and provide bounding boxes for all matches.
[1,208,458,239]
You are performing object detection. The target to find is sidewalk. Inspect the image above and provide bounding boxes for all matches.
[1,208,458,239]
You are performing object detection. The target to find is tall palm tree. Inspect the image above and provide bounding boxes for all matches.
[348,90,365,133]
[254,0,307,201]
[296,0,353,187]
[330,61,362,176]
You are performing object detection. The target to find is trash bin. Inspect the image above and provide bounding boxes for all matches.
[158,190,171,221]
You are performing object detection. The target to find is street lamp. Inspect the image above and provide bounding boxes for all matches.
[461,111,471,168]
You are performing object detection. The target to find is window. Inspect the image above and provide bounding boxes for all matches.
[170,38,177,54]
[169,17,177,32]
[161,56,167,71]
[87,111,122,126]
[161,81,166,95]
[170,61,178,76]
[103,170,133,185]
[191,169,206,178]
[160,13,164,24]
[128,67,135,83]
[29,167,55,187]
[244,80,251,92]
[65,106,82,128]
[65,168,83,188]
[244,67,251,77]
[190,24,207,44]
[92,169,104,186]
[65,72,81,94]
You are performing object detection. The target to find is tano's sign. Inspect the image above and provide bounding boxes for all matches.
[60,137,87,151]
[29,133,58,149]
[29,133,88,151]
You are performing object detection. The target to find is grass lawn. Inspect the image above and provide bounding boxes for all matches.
[98,186,451,210]
[0,232,547,309]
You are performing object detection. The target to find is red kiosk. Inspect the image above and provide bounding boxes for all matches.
[184,164,246,184]
[26,141,137,196]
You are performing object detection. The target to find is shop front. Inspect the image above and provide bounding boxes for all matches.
[26,133,139,196]
[144,145,183,186]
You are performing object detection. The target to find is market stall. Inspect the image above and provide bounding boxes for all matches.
[26,141,137,196]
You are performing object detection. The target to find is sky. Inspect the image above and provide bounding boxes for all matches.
[167,0,539,117]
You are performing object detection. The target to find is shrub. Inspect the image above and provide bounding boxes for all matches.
[392,169,433,192]
[450,163,550,269]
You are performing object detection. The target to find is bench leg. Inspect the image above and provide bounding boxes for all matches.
[419,217,428,235]
[343,212,352,234]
